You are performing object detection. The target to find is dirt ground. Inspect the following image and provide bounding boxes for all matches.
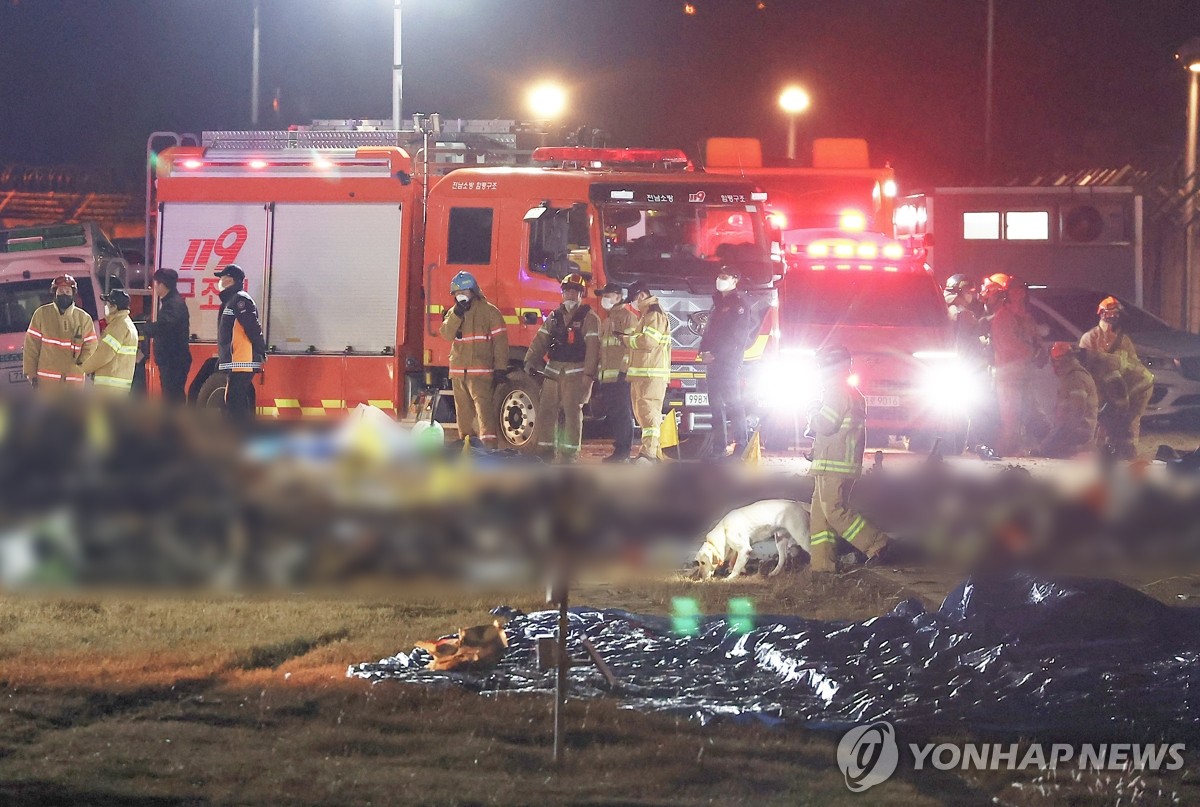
[1,560,1198,807]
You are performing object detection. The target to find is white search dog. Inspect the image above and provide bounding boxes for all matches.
[693,499,812,580]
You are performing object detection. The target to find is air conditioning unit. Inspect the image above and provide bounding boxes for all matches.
[1061,201,1130,244]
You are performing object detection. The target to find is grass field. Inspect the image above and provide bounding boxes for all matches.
[0,566,1197,806]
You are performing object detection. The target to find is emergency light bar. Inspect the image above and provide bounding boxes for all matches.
[171,152,398,178]
[789,234,914,273]
[531,147,693,171]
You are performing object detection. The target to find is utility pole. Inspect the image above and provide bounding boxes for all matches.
[984,0,995,175]
[251,0,261,127]
[393,0,403,128]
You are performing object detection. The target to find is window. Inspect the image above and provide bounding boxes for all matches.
[448,207,493,264]
[1005,211,1049,240]
[527,203,590,278]
[963,212,1000,240]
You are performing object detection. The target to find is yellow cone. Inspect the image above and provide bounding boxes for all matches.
[660,408,679,452]
[742,430,761,466]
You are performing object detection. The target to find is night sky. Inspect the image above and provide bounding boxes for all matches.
[0,0,1197,188]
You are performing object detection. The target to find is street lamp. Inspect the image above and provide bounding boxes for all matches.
[528,82,568,121]
[1177,38,1200,330]
[778,85,810,161]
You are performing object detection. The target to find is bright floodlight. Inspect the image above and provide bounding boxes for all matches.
[528,82,568,120]
[779,86,811,115]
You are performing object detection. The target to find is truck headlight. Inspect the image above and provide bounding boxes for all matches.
[919,359,983,413]
[755,352,822,409]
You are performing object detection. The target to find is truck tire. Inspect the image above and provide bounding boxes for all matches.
[196,372,229,410]
[495,372,541,453]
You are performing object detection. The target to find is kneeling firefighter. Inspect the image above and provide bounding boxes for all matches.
[524,274,601,462]
[807,345,889,573]
[439,271,508,448]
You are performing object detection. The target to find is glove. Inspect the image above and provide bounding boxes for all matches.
[493,369,508,385]
[453,299,471,317]
[524,364,540,378]
[617,371,627,383]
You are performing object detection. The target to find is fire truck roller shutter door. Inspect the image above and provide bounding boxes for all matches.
[266,204,402,355]
[157,203,270,343]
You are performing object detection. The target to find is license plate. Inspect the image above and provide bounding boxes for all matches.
[7,370,22,383]
[865,395,901,407]
[685,392,709,407]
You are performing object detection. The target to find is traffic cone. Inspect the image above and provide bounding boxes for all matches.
[660,409,679,459]
[742,430,762,466]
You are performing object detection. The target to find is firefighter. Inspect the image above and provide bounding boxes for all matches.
[698,267,755,460]
[439,271,509,449]
[944,274,983,355]
[214,264,266,425]
[1078,348,1130,453]
[806,345,889,573]
[78,289,139,395]
[595,282,635,462]
[23,274,97,389]
[1037,343,1098,458]
[986,275,1048,456]
[1079,296,1153,459]
[524,274,601,463]
[142,268,192,404]
[624,281,671,464]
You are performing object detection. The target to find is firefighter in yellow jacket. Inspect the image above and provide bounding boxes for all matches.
[625,281,671,464]
[439,271,509,449]
[78,289,139,394]
[1079,348,1130,453]
[596,282,636,462]
[524,274,601,463]
[806,345,889,573]
[1037,343,1098,458]
[23,274,97,388]
[1079,296,1152,458]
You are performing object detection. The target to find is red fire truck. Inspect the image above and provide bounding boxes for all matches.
[149,134,780,451]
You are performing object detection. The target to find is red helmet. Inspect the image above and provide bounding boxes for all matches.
[1097,296,1123,316]
[50,274,78,293]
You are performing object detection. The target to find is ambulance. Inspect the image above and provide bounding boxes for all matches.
[150,135,780,451]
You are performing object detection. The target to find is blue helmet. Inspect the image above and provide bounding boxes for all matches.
[450,271,479,294]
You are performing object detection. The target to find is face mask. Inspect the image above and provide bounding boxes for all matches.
[562,299,579,311]
[601,296,618,311]
[715,278,736,293]
[630,298,641,312]
[1100,318,1113,332]
[54,294,73,312]
[104,304,116,317]
[455,294,471,304]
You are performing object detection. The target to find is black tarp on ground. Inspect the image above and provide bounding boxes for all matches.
[348,574,1200,740]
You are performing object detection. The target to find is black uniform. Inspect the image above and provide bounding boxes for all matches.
[143,289,192,404]
[699,289,756,454]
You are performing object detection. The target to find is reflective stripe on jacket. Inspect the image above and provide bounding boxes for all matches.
[216,285,266,373]
[439,296,509,375]
[808,382,867,476]
[79,309,139,391]
[1079,326,1151,394]
[626,298,671,379]
[23,302,97,383]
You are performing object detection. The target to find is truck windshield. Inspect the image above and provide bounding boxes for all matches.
[600,204,771,288]
[0,280,98,334]
[781,271,947,330]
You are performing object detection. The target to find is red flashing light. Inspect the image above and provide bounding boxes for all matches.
[248,159,268,170]
[767,211,788,229]
[181,159,203,169]
[847,373,860,388]
[839,209,867,231]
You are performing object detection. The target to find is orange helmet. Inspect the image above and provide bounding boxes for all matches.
[560,273,587,294]
[50,274,78,293]
[1097,296,1123,316]
[1050,341,1075,361]
[979,272,1010,303]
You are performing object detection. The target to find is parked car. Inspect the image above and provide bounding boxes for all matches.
[1027,287,1200,422]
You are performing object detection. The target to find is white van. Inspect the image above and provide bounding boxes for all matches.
[0,223,130,389]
